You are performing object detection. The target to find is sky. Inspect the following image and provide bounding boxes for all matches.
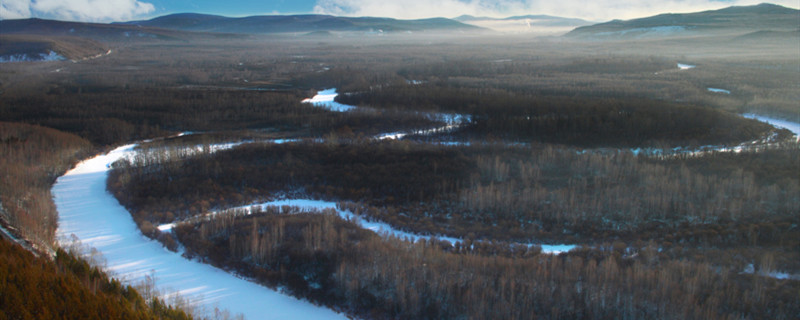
[1,0,797,22]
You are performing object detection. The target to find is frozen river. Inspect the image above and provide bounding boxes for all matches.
[51,88,799,319]
[54,145,346,320]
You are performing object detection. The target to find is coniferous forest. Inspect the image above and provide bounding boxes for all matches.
[1,7,799,319]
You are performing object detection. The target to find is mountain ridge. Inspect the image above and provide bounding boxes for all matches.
[117,13,483,34]
[566,2,799,38]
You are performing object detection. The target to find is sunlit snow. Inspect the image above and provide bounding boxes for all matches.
[304,89,471,141]
[54,145,346,320]
[743,113,800,136]
[301,88,355,112]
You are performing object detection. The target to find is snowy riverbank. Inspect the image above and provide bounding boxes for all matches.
[54,144,346,320]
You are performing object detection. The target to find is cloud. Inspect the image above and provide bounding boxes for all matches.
[313,0,799,21]
[1,0,155,22]
[0,0,32,19]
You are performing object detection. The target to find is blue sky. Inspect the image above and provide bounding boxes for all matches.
[1,0,796,22]
[146,0,317,16]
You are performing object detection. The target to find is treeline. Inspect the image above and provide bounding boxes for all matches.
[396,56,673,80]
[0,122,92,251]
[0,238,191,320]
[336,84,779,147]
[173,208,800,319]
[0,86,435,145]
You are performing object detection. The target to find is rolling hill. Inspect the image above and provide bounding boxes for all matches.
[0,34,107,62]
[118,13,483,34]
[0,18,219,42]
[566,3,799,38]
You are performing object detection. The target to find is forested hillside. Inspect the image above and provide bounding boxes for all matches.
[0,238,192,319]
[0,122,92,251]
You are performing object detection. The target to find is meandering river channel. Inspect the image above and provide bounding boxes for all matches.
[53,88,800,318]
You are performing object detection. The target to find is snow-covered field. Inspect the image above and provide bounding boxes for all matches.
[54,145,346,320]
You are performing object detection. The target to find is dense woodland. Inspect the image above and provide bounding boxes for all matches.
[171,207,800,319]
[0,86,436,145]
[336,84,781,147]
[109,140,799,245]
[0,122,92,250]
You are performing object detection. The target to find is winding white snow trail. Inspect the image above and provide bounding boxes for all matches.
[53,145,346,320]
[304,88,472,141]
[159,199,576,254]
[743,113,800,136]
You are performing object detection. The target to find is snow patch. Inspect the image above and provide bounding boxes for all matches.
[707,87,731,94]
[301,89,356,112]
[677,63,695,70]
[743,113,800,136]
[0,51,65,63]
[741,264,800,280]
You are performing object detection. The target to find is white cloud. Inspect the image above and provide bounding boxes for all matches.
[0,0,32,19]
[313,0,799,21]
[0,0,155,22]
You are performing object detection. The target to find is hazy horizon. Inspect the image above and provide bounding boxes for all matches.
[1,0,798,24]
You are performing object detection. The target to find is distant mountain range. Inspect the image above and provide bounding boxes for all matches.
[0,18,216,41]
[0,2,797,59]
[116,13,482,34]
[566,3,799,38]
